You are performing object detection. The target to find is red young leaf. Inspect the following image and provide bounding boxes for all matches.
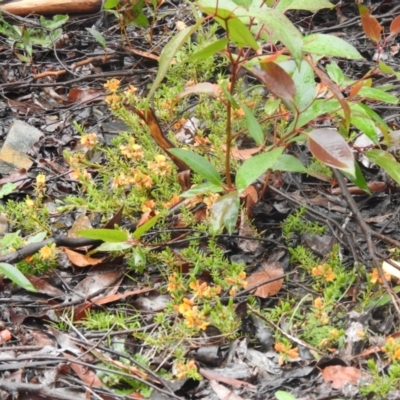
[252,62,296,106]
[390,15,400,36]
[358,5,382,44]
[307,128,355,175]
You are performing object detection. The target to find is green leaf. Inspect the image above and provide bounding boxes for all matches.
[181,182,224,198]
[133,214,161,239]
[276,0,333,12]
[0,182,16,199]
[274,391,298,400]
[242,104,264,145]
[236,147,284,192]
[40,14,68,30]
[358,86,398,104]
[27,231,47,244]
[169,149,222,186]
[210,191,240,234]
[77,229,128,243]
[0,262,37,292]
[303,34,363,59]
[94,242,133,252]
[214,11,259,50]
[341,162,371,195]
[290,99,340,130]
[186,38,229,62]
[86,27,106,48]
[249,9,303,67]
[146,20,203,104]
[366,149,400,187]
[104,0,119,8]
[351,115,379,144]
[273,154,307,173]
[326,62,345,86]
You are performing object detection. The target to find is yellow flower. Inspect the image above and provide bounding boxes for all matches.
[174,360,197,379]
[147,155,172,177]
[274,342,299,365]
[314,297,324,309]
[311,264,336,281]
[104,78,120,93]
[36,174,46,192]
[370,268,391,284]
[25,197,35,208]
[142,200,156,212]
[164,194,180,209]
[80,133,98,148]
[39,243,56,260]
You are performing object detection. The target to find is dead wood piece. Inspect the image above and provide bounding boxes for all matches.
[1,0,101,16]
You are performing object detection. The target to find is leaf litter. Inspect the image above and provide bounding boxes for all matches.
[0,1,400,399]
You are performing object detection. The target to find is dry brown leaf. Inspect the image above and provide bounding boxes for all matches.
[64,353,103,387]
[246,262,284,298]
[222,145,263,160]
[321,365,362,389]
[63,248,105,267]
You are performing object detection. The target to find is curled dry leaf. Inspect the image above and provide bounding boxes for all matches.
[246,262,284,298]
[63,248,105,267]
[321,365,362,389]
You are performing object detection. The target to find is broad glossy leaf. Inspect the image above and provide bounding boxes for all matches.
[303,34,363,59]
[169,149,222,186]
[358,4,382,44]
[0,262,37,292]
[214,10,259,50]
[181,182,224,198]
[186,38,229,62]
[390,15,400,36]
[273,154,307,173]
[236,147,284,192]
[133,214,161,239]
[366,149,400,187]
[351,115,378,144]
[77,229,128,242]
[147,20,203,103]
[210,191,240,235]
[357,103,390,140]
[358,86,398,104]
[276,0,333,12]
[242,104,264,145]
[307,128,355,176]
[253,62,296,106]
[0,182,16,199]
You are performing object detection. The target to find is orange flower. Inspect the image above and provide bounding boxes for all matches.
[104,78,120,93]
[147,155,172,177]
[39,243,56,260]
[312,264,336,281]
[142,200,156,212]
[80,133,98,148]
[164,194,180,209]
[274,341,299,365]
[174,359,197,379]
[370,268,391,284]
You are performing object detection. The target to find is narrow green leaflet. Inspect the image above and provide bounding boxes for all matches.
[210,191,240,235]
[169,149,222,186]
[341,161,371,194]
[77,229,128,243]
[104,0,119,8]
[40,14,68,30]
[351,115,379,144]
[276,0,333,12]
[242,104,264,145]
[290,98,340,130]
[358,86,398,104]
[186,38,229,62]
[273,154,307,173]
[86,27,106,48]
[146,19,203,103]
[248,9,303,67]
[274,391,298,400]
[0,262,38,292]
[133,214,161,239]
[94,242,133,252]
[0,182,16,199]
[326,62,345,86]
[214,10,259,50]
[236,147,284,192]
[366,149,400,187]
[181,182,224,198]
[303,34,363,59]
